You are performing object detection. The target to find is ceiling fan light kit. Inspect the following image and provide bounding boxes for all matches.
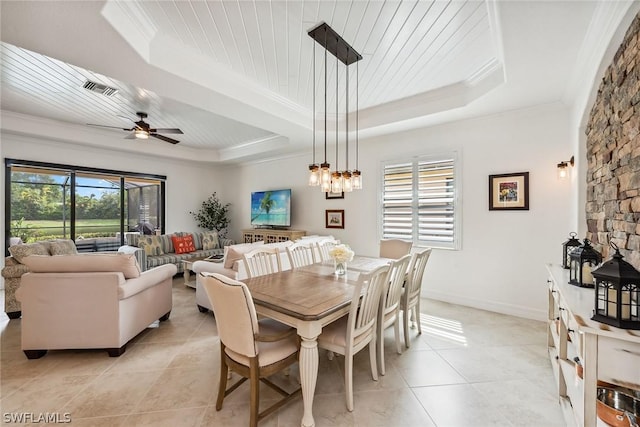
[87,111,183,144]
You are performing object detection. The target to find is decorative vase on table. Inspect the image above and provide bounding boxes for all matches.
[334,260,347,276]
[328,244,354,277]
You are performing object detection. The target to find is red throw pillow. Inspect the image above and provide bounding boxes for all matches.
[171,235,196,254]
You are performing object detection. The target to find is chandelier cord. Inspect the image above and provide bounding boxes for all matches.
[346,50,349,171]
[312,42,316,165]
[356,60,359,170]
[324,30,327,164]
[335,37,339,169]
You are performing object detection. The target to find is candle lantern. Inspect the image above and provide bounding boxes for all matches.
[568,239,602,288]
[562,232,581,269]
[591,243,640,330]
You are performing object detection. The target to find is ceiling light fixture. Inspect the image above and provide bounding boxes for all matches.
[308,23,363,193]
[134,129,149,139]
[557,155,574,179]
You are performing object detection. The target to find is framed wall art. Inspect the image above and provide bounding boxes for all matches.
[325,190,344,199]
[489,172,529,211]
[325,209,345,229]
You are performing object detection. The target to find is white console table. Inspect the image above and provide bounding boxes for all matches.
[546,264,640,426]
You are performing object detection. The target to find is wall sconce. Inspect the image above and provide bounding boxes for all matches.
[557,156,574,179]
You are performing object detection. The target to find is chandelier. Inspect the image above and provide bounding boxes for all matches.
[307,23,362,193]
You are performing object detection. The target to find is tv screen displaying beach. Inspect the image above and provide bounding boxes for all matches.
[250,189,291,227]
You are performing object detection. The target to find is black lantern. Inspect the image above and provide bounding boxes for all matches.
[568,239,602,288]
[562,232,581,269]
[591,243,640,330]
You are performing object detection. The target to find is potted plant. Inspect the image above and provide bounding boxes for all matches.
[190,193,231,237]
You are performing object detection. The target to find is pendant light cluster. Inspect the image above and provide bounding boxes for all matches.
[307,23,363,193]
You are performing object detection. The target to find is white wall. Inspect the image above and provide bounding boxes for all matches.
[230,103,573,321]
[1,132,227,234]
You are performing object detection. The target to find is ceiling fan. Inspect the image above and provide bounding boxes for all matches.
[88,112,183,144]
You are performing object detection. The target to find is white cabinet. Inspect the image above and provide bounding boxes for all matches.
[546,264,640,427]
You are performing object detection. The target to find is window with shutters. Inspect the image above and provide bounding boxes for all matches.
[381,153,459,250]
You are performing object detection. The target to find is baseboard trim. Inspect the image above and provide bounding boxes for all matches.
[423,290,547,322]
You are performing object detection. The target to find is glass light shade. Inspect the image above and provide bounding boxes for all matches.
[320,178,331,193]
[331,171,343,193]
[342,171,353,192]
[308,164,320,186]
[320,163,331,185]
[135,129,149,139]
[352,170,362,189]
[557,162,568,179]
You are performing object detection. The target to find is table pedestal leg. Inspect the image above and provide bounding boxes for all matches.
[299,335,319,427]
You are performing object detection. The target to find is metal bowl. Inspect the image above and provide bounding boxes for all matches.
[597,387,640,427]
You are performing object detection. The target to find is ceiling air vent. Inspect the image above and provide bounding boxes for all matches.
[82,80,118,97]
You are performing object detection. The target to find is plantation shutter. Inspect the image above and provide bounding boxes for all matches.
[382,155,458,249]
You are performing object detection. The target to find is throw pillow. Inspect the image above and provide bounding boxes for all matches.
[138,236,164,256]
[202,231,219,250]
[49,239,78,255]
[8,242,50,263]
[171,235,196,254]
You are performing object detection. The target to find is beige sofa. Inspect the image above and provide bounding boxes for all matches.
[2,239,79,319]
[192,240,294,313]
[118,231,234,273]
[16,253,176,359]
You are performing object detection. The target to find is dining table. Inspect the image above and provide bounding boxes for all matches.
[241,255,392,427]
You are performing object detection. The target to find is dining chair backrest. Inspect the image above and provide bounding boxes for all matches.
[405,248,432,305]
[315,239,339,262]
[201,273,259,357]
[286,242,316,269]
[381,254,413,315]
[379,239,413,259]
[347,264,390,345]
[242,247,282,278]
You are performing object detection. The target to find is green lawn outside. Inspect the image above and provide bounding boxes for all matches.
[12,219,121,240]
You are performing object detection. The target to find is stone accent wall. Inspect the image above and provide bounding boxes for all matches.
[586,13,640,268]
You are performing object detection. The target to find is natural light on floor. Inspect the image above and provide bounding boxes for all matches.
[418,313,468,345]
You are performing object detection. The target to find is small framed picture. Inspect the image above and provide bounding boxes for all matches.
[489,172,530,211]
[326,190,344,199]
[325,209,345,229]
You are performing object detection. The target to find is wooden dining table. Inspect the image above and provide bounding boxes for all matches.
[241,256,391,427]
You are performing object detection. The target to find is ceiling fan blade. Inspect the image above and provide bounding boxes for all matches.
[149,128,183,134]
[87,123,131,131]
[151,133,180,144]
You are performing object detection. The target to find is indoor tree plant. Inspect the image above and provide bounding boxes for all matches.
[190,193,231,237]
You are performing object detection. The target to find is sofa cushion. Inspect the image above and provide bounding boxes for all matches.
[49,239,78,255]
[22,253,142,279]
[138,236,165,256]
[223,241,265,269]
[171,235,196,254]
[9,242,50,263]
[202,231,220,250]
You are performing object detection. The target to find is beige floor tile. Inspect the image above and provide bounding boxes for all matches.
[0,374,94,414]
[106,341,185,374]
[64,415,127,426]
[124,407,207,427]
[394,349,467,387]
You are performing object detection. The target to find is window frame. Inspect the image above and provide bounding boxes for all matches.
[4,158,166,255]
[379,152,461,250]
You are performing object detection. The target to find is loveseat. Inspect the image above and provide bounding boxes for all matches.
[192,240,296,312]
[118,231,234,273]
[16,253,176,359]
[2,239,79,319]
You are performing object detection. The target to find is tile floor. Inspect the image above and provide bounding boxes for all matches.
[0,278,565,426]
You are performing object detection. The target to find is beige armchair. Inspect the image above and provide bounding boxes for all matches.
[16,253,176,359]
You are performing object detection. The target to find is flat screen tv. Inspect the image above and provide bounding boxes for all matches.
[250,189,291,228]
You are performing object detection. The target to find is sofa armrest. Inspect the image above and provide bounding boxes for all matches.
[1,264,29,279]
[219,238,235,247]
[192,260,238,280]
[119,264,177,299]
[118,245,147,271]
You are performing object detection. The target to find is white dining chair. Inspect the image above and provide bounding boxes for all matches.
[376,254,413,375]
[242,247,282,278]
[401,248,432,348]
[379,239,413,259]
[315,239,339,262]
[317,264,390,411]
[286,242,316,269]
